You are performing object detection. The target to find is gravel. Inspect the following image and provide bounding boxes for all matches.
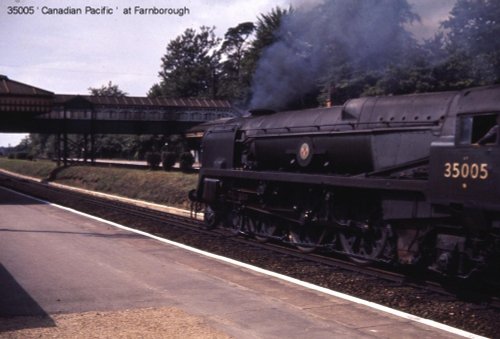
[0,307,230,339]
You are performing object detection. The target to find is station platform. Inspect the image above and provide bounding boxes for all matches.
[0,186,481,338]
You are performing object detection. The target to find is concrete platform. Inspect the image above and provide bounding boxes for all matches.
[0,186,481,338]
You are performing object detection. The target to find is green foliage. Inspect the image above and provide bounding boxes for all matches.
[0,158,56,178]
[217,22,255,103]
[179,152,194,172]
[312,0,421,105]
[25,133,168,161]
[12,152,34,160]
[0,158,199,209]
[162,134,188,155]
[161,151,177,171]
[315,0,500,102]
[152,26,221,98]
[150,7,289,106]
[250,7,291,60]
[442,0,500,56]
[440,0,500,86]
[88,81,127,97]
[28,134,55,159]
[145,152,161,170]
[243,7,291,106]
[41,165,198,209]
[0,159,190,207]
[14,136,33,153]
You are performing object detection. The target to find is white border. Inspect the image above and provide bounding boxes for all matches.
[1,186,488,339]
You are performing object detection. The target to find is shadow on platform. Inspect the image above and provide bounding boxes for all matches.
[0,228,146,240]
[0,264,55,332]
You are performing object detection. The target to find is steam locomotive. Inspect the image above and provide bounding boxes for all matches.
[189,85,500,279]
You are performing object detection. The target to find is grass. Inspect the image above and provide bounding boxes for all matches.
[0,158,57,178]
[0,158,199,209]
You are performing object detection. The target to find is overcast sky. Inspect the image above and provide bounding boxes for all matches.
[0,0,455,147]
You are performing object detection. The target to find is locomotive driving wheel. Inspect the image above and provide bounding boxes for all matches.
[204,205,218,229]
[225,208,246,235]
[339,220,390,264]
[247,215,277,242]
[289,224,328,253]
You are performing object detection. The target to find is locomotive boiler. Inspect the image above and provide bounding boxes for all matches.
[190,86,500,279]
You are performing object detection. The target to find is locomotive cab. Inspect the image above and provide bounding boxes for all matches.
[429,112,500,212]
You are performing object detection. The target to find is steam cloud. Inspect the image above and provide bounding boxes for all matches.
[250,0,424,110]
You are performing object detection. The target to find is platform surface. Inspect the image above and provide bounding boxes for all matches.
[0,186,466,338]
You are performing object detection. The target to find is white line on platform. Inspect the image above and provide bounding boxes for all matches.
[1,186,487,339]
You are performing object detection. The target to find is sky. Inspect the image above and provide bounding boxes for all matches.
[0,0,455,147]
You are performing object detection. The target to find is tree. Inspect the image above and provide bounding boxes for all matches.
[152,26,221,99]
[248,7,291,64]
[88,81,127,96]
[87,82,133,159]
[316,0,421,105]
[148,8,289,106]
[217,22,255,103]
[248,1,421,109]
[440,0,500,86]
[364,0,500,96]
[244,7,291,106]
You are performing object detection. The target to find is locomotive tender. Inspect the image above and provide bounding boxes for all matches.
[190,85,500,278]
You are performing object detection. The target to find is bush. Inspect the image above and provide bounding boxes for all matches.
[161,151,177,171]
[145,152,161,170]
[179,151,194,172]
[9,152,34,160]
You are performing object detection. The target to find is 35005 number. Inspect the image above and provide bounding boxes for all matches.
[443,162,489,180]
[7,6,35,15]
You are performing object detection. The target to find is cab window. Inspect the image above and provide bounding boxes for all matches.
[458,114,498,145]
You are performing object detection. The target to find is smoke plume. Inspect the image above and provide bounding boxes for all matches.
[249,0,422,110]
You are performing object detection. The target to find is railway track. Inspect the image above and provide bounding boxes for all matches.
[1,171,499,337]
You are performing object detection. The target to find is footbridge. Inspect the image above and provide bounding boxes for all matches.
[0,75,237,134]
[0,75,238,163]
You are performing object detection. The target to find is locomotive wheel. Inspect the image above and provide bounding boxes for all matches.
[204,206,218,230]
[225,209,246,235]
[289,225,327,253]
[247,216,277,242]
[339,222,389,264]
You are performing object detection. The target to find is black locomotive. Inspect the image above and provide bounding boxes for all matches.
[189,85,500,279]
